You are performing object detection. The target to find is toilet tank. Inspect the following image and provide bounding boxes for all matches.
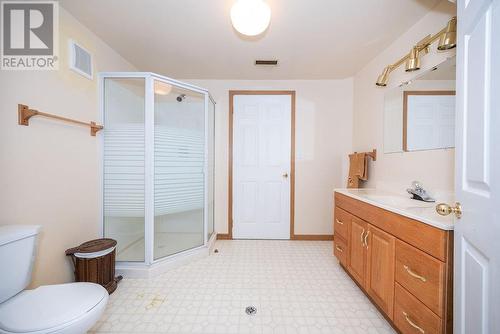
[0,225,41,303]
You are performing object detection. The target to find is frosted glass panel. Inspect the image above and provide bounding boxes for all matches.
[103,78,145,262]
[154,82,205,259]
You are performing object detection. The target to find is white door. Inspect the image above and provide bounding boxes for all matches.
[455,0,500,333]
[232,94,292,239]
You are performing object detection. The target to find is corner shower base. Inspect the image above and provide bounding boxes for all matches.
[117,232,205,262]
[115,232,217,279]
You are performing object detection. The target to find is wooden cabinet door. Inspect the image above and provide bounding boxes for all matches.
[348,217,367,286]
[366,223,396,319]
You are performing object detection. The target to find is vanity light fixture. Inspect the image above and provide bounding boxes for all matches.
[438,16,457,50]
[405,47,421,72]
[406,35,431,72]
[231,0,271,36]
[376,66,392,87]
[375,16,457,87]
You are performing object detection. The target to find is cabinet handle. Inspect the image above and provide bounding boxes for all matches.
[403,265,427,282]
[335,245,343,253]
[360,229,365,244]
[402,311,425,334]
[335,219,344,225]
[364,230,370,248]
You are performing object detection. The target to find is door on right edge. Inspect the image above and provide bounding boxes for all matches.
[455,0,500,333]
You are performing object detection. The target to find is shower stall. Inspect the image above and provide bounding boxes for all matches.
[99,73,215,276]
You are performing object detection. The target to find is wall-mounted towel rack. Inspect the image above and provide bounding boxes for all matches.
[347,148,377,188]
[18,104,103,136]
[353,149,377,161]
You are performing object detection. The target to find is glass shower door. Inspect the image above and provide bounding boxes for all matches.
[103,78,145,262]
[153,80,205,259]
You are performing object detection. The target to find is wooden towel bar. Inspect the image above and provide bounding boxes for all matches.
[18,104,103,136]
[353,148,377,161]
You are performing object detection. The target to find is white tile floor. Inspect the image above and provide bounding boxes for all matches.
[91,240,396,334]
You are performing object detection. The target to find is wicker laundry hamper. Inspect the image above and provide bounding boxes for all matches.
[66,238,122,294]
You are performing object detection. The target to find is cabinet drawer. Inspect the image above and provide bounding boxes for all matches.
[334,206,350,240]
[396,240,445,316]
[334,235,348,267]
[394,283,442,334]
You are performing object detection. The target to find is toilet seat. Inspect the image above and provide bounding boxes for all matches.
[0,283,108,334]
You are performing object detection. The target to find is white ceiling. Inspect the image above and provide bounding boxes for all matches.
[59,0,443,79]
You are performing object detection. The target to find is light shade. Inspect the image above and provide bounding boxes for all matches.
[376,66,391,87]
[231,0,271,36]
[154,81,172,95]
[405,47,421,72]
[438,17,457,50]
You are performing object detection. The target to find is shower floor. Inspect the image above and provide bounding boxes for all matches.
[117,232,205,261]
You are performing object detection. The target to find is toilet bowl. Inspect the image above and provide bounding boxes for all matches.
[0,283,108,334]
[0,225,109,334]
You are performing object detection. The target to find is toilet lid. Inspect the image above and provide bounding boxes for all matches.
[0,283,107,333]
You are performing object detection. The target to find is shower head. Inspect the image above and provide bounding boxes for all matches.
[176,94,186,102]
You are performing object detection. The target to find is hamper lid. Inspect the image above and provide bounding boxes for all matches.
[65,238,117,256]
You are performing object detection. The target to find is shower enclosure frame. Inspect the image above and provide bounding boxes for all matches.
[98,72,216,275]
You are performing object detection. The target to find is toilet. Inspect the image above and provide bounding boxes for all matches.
[0,225,108,334]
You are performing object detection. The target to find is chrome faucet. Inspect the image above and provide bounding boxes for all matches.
[406,181,435,202]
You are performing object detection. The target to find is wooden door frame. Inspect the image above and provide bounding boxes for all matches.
[221,90,296,240]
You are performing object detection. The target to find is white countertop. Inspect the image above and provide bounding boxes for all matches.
[334,188,454,231]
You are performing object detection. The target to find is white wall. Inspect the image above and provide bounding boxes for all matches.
[0,8,136,286]
[352,0,456,195]
[186,79,354,236]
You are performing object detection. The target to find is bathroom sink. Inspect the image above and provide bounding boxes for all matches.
[364,194,434,209]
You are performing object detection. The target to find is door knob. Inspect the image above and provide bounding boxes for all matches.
[436,202,462,218]
[282,173,288,178]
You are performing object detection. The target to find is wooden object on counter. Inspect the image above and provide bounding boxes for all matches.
[347,149,376,188]
[333,191,453,334]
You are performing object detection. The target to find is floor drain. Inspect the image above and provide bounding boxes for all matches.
[245,306,257,315]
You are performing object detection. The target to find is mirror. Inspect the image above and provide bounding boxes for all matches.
[383,57,456,153]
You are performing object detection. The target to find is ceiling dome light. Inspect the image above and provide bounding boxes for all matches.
[231,0,271,36]
[154,81,172,95]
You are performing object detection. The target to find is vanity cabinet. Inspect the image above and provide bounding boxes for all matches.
[333,192,453,334]
[348,217,367,285]
[366,224,395,318]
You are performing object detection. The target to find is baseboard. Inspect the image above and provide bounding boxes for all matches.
[291,234,334,241]
[216,233,333,241]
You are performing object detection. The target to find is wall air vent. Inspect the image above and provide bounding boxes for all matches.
[69,40,93,79]
[255,60,278,66]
